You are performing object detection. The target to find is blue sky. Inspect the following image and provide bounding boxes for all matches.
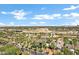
[0,4,79,26]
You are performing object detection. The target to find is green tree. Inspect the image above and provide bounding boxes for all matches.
[62,47,73,55]
[0,45,21,55]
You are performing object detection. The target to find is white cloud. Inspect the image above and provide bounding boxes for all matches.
[52,14,61,17]
[32,14,61,20]
[70,13,79,17]
[1,9,28,20]
[0,23,6,26]
[32,14,54,20]
[62,13,79,26]
[63,13,79,18]
[63,5,79,10]
[63,14,70,17]
[32,13,79,21]
[1,11,7,14]
[10,9,27,20]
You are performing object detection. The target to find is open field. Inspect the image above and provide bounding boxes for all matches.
[0,26,79,55]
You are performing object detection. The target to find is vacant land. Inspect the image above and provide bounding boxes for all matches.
[0,26,79,55]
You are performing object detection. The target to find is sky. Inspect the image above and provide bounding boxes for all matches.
[0,4,79,26]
